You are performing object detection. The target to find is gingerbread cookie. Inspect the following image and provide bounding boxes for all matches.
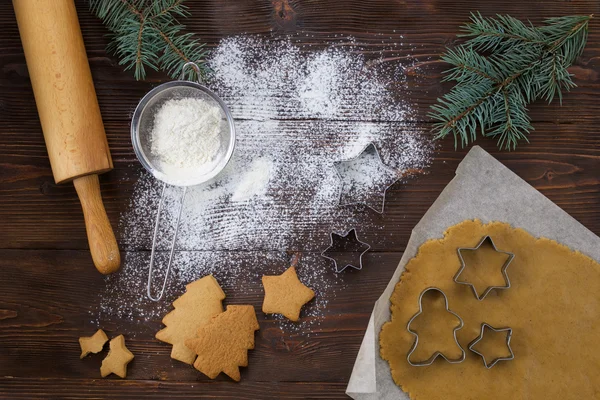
[100,335,134,378]
[262,266,315,321]
[156,275,225,364]
[79,329,108,359]
[185,305,259,382]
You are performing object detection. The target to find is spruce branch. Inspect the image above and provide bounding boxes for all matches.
[431,13,592,150]
[89,0,209,81]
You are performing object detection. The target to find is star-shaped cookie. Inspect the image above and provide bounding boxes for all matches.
[79,329,108,359]
[100,335,134,378]
[262,266,315,321]
[334,142,400,213]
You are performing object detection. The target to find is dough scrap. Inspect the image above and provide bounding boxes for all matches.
[380,220,600,399]
[100,335,134,378]
[79,329,109,359]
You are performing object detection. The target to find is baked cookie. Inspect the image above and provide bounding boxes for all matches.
[100,335,134,378]
[185,305,259,382]
[79,329,108,359]
[262,266,315,321]
[156,275,225,364]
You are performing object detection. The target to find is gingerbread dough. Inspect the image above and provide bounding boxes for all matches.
[380,220,600,399]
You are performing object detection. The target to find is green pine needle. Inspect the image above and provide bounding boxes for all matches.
[89,0,209,81]
[431,12,592,150]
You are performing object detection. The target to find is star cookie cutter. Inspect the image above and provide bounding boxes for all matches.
[406,287,466,366]
[321,228,371,273]
[469,323,514,369]
[454,235,515,301]
[333,142,400,214]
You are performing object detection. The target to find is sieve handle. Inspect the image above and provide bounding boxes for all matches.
[147,183,187,301]
[179,62,202,82]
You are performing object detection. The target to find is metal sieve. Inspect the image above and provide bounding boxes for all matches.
[131,62,236,301]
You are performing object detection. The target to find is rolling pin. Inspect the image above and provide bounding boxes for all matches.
[13,0,120,274]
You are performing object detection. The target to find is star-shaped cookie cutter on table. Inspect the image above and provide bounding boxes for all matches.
[468,323,515,369]
[454,235,515,301]
[321,228,371,273]
[333,142,401,214]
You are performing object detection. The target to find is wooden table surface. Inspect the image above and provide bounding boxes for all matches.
[1,1,599,399]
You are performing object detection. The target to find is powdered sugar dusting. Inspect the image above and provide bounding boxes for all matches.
[97,35,434,336]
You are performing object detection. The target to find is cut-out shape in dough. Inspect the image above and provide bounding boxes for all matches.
[455,235,514,300]
[406,287,466,366]
[469,323,514,369]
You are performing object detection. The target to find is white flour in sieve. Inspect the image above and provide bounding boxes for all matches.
[150,97,222,181]
[97,35,435,336]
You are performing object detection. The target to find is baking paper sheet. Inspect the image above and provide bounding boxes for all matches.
[346,145,600,399]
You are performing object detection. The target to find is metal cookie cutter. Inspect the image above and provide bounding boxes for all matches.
[469,323,514,369]
[333,142,400,214]
[454,235,514,301]
[406,287,466,366]
[131,62,236,301]
[321,228,371,273]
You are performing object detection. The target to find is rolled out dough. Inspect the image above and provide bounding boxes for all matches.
[380,219,600,399]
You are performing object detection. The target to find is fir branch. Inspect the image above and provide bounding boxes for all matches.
[431,13,592,150]
[89,0,209,81]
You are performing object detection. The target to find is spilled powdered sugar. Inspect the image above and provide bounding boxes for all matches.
[97,36,434,335]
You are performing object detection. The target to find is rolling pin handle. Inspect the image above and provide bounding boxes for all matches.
[73,174,121,275]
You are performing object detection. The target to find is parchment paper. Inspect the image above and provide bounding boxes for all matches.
[346,146,600,399]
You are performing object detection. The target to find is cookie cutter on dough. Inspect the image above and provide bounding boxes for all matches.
[406,287,466,366]
[333,142,401,214]
[454,235,514,301]
[468,323,514,369]
[321,228,371,273]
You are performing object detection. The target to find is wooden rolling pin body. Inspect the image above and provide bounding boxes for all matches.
[13,0,120,274]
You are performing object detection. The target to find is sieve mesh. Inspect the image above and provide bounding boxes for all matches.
[131,81,235,187]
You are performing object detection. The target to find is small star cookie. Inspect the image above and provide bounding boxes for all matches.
[156,275,225,364]
[262,266,315,321]
[79,329,108,359]
[100,335,134,378]
[185,305,259,382]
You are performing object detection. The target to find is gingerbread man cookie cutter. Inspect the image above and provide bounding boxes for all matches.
[406,287,466,366]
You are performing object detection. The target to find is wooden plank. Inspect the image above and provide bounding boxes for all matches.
[0,378,348,399]
[0,249,399,383]
[1,1,599,124]
[1,122,599,251]
[0,0,599,398]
